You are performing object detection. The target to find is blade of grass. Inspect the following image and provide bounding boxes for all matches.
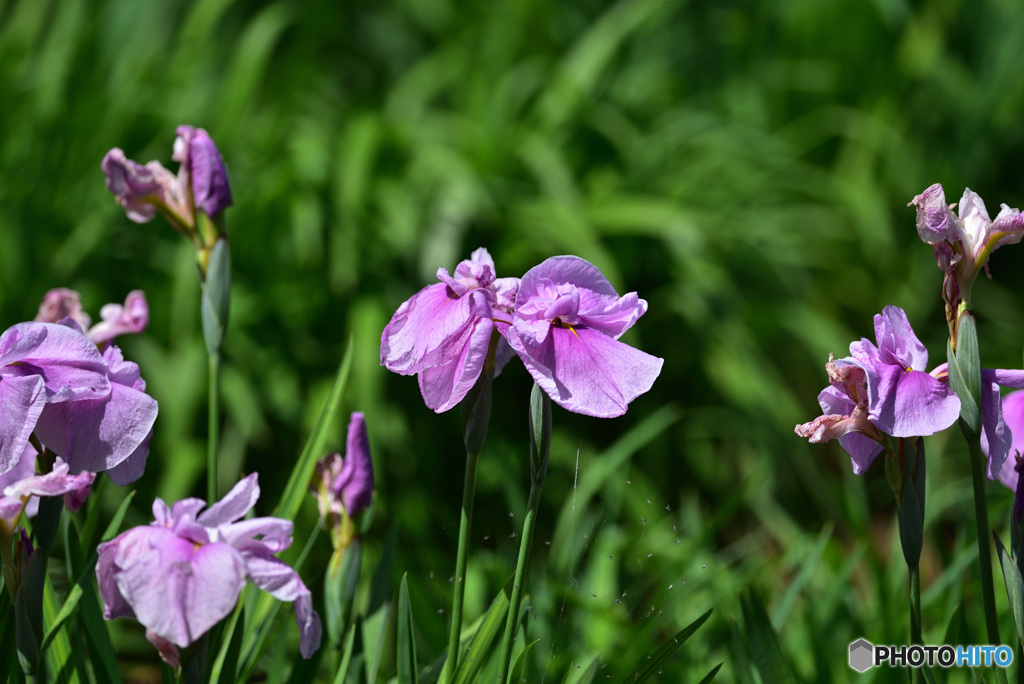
[619,608,712,684]
[398,573,419,684]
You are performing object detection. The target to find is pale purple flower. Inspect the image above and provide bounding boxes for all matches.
[997,391,1024,491]
[35,289,149,347]
[381,248,519,412]
[35,289,92,331]
[0,322,111,474]
[97,474,321,660]
[34,341,157,483]
[312,413,375,522]
[0,450,94,524]
[174,126,233,217]
[86,291,149,345]
[505,256,663,418]
[795,306,961,473]
[911,185,1024,304]
[101,148,187,225]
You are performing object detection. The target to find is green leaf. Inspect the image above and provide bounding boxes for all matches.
[453,583,511,684]
[208,603,244,684]
[325,541,362,650]
[620,608,713,683]
[947,334,981,436]
[508,639,540,684]
[698,663,724,684]
[730,618,756,684]
[572,657,600,684]
[331,621,358,684]
[365,599,391,684]
[398,573,418,684]
[741,589,798,684]
[274,336,354,522]
[996,533,1024,646]
[201,236,231,355]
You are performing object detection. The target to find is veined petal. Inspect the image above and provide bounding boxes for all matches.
[0,374,46,474]
[417,316,494,413]
[242,552,321,658]
[33,380,158,474]
[889,369,961,437]
[994,391,1024,490]
[116,535,246,647]
[0,323,110,403]
[874,306,929,371]
[197,472,259,527]
[838,433,885,475]
[381,283,487,375]
[509,325,663,418]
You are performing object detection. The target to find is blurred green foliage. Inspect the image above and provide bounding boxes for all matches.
[5,0,1024,680]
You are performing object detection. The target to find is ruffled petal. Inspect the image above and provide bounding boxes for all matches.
[417,315,494,413]
[509,325,663,418]
[243,552,321,658]
[0,374,46,474]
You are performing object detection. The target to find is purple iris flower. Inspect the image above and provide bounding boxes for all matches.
[97,473,322,662]
[173,126,233,218]
[381,248,519,412]
[505,256,663,418]
[0,322,111,474]
[795,306,961,473]
[312,413,375,523]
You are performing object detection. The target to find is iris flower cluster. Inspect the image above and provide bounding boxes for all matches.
[381,249,663,418]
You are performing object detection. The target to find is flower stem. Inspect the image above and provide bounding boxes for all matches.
[207,350,221,504]
[497,473,545,684]
[909,562,923,684]
[438,446,479,684]
[967,431,1001,645]
[497,383,551,684]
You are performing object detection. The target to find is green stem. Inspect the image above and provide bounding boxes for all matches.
[909,563,922,684]
[438,447,480,684]
[207,351,221,504]
[497,475,545,684]
[967,432,1001,645]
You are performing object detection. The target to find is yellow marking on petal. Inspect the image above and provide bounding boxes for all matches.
[569,325,580,339]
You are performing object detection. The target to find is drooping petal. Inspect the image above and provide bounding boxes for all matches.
[101,149,178,223]
[416,312,494,413]
[106,428,152,486]
[197,472,259,527]
[115,534,247,647]
[888,370,961,438]
[381,283,489,375]
[813,385,884,473]
[0,374,46,474]
[994,391,1024,490]
[2,458,94,512]
[33,379,158,474]
[243,552,322,658]
[509,325,663,418]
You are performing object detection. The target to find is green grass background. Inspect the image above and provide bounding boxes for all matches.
[4,0,1024,680]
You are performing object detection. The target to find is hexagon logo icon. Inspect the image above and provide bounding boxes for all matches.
[849,639,874,672]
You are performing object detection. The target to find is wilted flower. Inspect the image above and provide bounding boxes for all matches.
[911,185,1024,332]
[35,289,149,347]
[312,413,375,525]
[505,256,662,418]
[35,289,91,331]
[85,291,149,345]
[0,451,94,526]
[97,474,321,664]
[381,248,519,412]
[795,306,961,473]
[102,126,232,235]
